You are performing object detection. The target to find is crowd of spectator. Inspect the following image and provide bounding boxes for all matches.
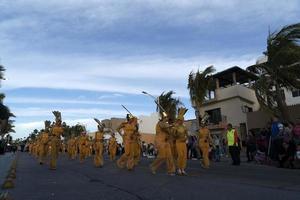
[247,117,300,168]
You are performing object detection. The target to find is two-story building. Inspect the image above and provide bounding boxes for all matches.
[198,66,259,141]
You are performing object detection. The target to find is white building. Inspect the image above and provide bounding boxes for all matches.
[284,89,300,106]
[198,66,260,140]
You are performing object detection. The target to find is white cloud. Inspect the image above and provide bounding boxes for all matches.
[1,0,298,28]
[12,107,142,118]
[5,97,136,106]
[3,53,258,97]
[14,118,98,139]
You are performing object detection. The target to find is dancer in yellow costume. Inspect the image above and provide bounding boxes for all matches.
[133,131,141,166]
[93,118,105,167]
[38,121,50,165]
[49,111,64,170]
[174,108,188,176]
[33,141,38,158]
[150,113,176,175]
[116,114,138,170]
[198,123,212,169]
[78,131,89,163]
[67,135,77,160]
[108,133,117,161]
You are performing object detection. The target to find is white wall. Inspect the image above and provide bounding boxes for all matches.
[138,113,159,134]
[199,98,251,127]
[215,85,260,111]
[284,89,300,106]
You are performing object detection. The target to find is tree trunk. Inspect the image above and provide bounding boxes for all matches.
[275,83,291,122]
[193,106,201,130]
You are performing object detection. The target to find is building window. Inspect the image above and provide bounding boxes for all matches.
[204,90,215,100]
[292,90,300,97]
[206,108,222,124]
[243,106,253,113]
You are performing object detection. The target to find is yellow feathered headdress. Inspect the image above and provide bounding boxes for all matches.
[94,118,105,129]
[44,120,51,129]
[177,107,188,121]
[52,111,62,123]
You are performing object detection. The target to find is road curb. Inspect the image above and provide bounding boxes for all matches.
[0,153,18,199]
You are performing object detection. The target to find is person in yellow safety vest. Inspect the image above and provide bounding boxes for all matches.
[78,131,89,163]
[108,133,117,161]
[174,108,188,176]
[116,114,138,171]
[198,123,213,169]
[49,111,64,170]
[226,123,241,166]
[150,113,176,176]
[38,121,50,165]
[93,122,104,168]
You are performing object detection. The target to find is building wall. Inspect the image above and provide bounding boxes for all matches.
[214,84,260,111]
[247,105,300,130]
[200,97,250,127]
[140,133,155,144]
[138,113,159,134]
[284,89,300,106]
[247,111,271,130]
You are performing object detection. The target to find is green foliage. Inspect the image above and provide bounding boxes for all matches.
[248,23,300,120]
[0,65,5,82]
[156,91,182,123]
[187,66,216,110]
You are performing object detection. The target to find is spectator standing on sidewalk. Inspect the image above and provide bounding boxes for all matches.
[246,131,256,162]
[226,124,240,166]
[213,135,221,162]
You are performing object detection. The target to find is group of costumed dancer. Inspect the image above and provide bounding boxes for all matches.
[28,100,215,176]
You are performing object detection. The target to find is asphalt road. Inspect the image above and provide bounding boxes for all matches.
[0,152,15,191]
[9,152,300,200]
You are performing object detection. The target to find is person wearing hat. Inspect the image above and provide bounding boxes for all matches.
[198,122,212,169]
[150,113,176,175]
[108,133,117,161]
[49,111,64,170]
[78,131,89,163]
[93,123,104,167]
[38,121,50,165]
[174,108,188,175]
[116,115,138,170]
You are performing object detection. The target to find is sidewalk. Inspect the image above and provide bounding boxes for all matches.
[0,152,16,192]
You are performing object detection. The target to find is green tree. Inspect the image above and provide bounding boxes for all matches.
[248,23,300,121]
[156,91,182,123]
[187,66,216,123]
[0,65,5,83]
[0,65,15,136]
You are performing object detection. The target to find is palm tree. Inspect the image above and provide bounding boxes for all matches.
[0,65,5,82]
[248,23,300,121]
[187,66,216,123]
[156,91,182,123]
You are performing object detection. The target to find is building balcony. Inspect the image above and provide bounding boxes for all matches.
[203,84,256,105]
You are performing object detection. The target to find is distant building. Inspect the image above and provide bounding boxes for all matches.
[99,114,159,144]
[197,66,259,141]
[184,119,198,135]
[138,113,159,144]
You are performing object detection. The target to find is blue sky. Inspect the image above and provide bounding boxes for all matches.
[0,0,299,139]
